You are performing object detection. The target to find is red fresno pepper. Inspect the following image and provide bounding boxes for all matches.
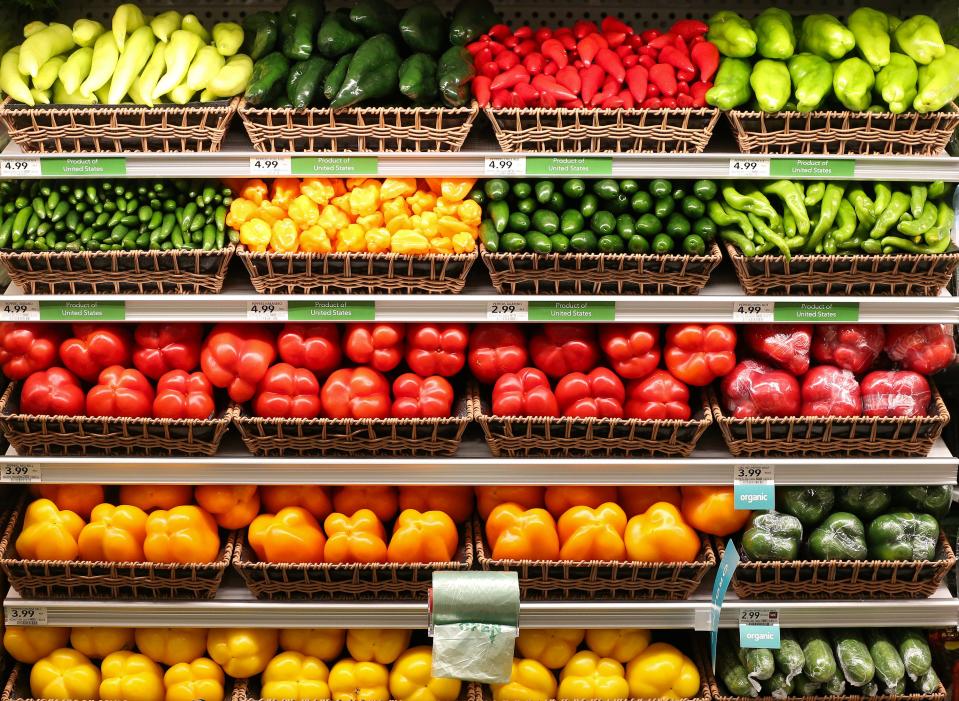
[321,367,390,419]
[473,75,492,105]
[669,19,709,40]
[601,17,634,36]
[21,367,85,416]
[555,66,581,94]
[534,27,553,44]
[392,373,454,418]
[406,324,469,377]
[468,324,528,385]
[132,323,203,380]
[495,51,519,71]
[647,33,676,51]
[690,41,720,82]
[690,81,711,107]
[884,325,956,376]
[86,366,155,418]
[648,63,677,96]
[577,34,605,65]
[573,20,599,39]
[555,367,625,418]
[523,52,545,75]
[625,369,691,420]
[530,324,600,379]
[721,360,801,418]
[617,89,634,109]
[515,81,540,104]
[540,38,568,69]
[200,323,277,403]
[253,363,321,419]
[744,324,813,376]
[625,65,649,103]
[580,64,605,104]
[490,64,529,91]
[532,74,577,101]
[492,367,558,417]
[861,370,931,418]
[153,369,216,420]
[277,323,341,378]
[664,324,737,386]
[659,46,695,75]
[801,366,862,417]
[812,325,884,375]
[488,24,512,41]
[599,324,660,380]
[0,323,65,380]
[60,324,133,383]
[595,48,625,82]
[343,323,405,373]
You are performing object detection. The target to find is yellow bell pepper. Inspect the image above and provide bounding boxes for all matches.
[241,179,268,205]
[30,648,101,701]
[262,651,331,701]
[271,218,300,254]
[437,216,472,237]
[135,628,208,667]
[164,658,225,701]
[329,660,390,701]
[240,218,272,253]
[302,178,337,206]
[258,202,288,226]
[349,182,381,217]
[387,215,413,235]
[391,231,430,255]
[492,659,557,701]
[411,212,439,237]
[288,195,321,229]
[457,200,482,226]
[451,233,476,254]
[382,196,411,223]
[225,198,258,230]
[70,627,135,660]
[429,237,454,255]
[3,626,69,664]
[440,179,475,202]
[271,179,301,208]
[16,498,84,561]
[625,643,700,700]
[207,628,278,678]
[389,646,461,701]
[99,650,165,701]
[407,191,436,215]
[346,629,411,665]
[585,629,651,664]
[332,194,354,217]
[380,178,417,201]
[558,651,629,701]
[143,505,220,565]
[78,503,148,563]
[433,198,460,218]
[336,224,367,253]
[517,630,584,670]
[365,228,391,254]
[318,205,350,233]
[279,629,345,662]
[300,226,334,254]
[357,212,385,232]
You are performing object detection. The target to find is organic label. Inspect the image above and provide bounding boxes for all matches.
[39,301,125,321]
[739,609,781,649]
[728,158,770,177]
[774,302,859,322]
[288,300,375,321]
[249,157,292,176]
[526,157,613,177]
[770,158,855,179]
[0,159,41,177]
[247,300,288,321]
[0,301,40,321]
[710,538,740,668]
[292,157,378,176]
[485,157,526,177]
[5,606,47,626]
[487,301,528,321]
[734,465,774,510]
[41,158,126,176]
[527,301,615,322]
[732,302,774,323]
[0,463,40,483]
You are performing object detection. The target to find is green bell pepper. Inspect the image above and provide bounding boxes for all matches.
[438,45,476,107]
[836,486,892,520]
[914,45,959,113]
[742,511,803,561]
[753,8,795,60]
[808,512,868,560]
[847,8,891,71]
[448,0,499,46]
[876,53,919,114]
[330,34,402,108]
[788,53,833,112]
[398,53,438,103]
[279,0,321,61]
[800,15,856,60]
[706,57,753,109]
[895,486,952,520]
[399,3,447,55]
[350,0,401,37]
[707,11,757,58]
[241,11,279,61]
[750,59,791,112]
[315,13,365,59]
[833,57,875,111]
[893,15,946,65]
[867,512,939,561]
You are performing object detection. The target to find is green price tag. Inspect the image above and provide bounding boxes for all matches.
[528,301,615,321]
[288,300,375,321]
[39,301,125,321]
[769,158,855,179]
[292,157,378,176]
[526,157,613,177]
[41,158,127,177]
[774,302,859,322]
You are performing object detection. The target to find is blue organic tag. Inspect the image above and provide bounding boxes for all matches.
[710,538,740,669]
[734,482,775,510]
[739,610,781,649]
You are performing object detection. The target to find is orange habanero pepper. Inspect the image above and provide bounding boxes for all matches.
[387,509,458,563]
[485,503,560,561]
[241,179,268,205]
[557,503,628,561]
[680,486,751,537]
[323,509,388,564]
[195,486,261,530]
[270,178,301,208]
[248,507,326,564]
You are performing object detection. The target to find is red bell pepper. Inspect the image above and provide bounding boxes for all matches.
[648,63,677,96]
[391,373,454,418]
[625,369,691,420]
[554,367,625,418]
[468,324,528,384]
[86,366,155,418]
[800,365,862,417]
[200,323,277,403]
[491,367,559,417]
[884,325,956,376]
[277,323,341,378]
[664,323,737,386]
[321,367,390,419]
[253,363,321,419]
[20,367,85,416]
[60,324,133,383]
[690,41,719,82]
[406,324,469,377]
[153,369,216,420]
[132,323,203,380]
[721,360,801,418]
[744,324,813,376]
[0,323,64,380]
[812,325,884,375]
[599,324,660,380]
[530,324,600,379]
[861,370,931,418]
[343,323,405,373]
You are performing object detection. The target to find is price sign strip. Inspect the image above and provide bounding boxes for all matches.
[487,301,529,321]
[0,301,40,321]
[733,302,859,323]
[0,463,40,483]
[4,606,47,626]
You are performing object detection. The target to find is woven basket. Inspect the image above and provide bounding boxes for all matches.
[5,665,237,701]
[0,498,234,599]
[725,242,959,296]
[0,97,237,153]
[0,246,235,295]
[237,248,476,294]
[233,679,480,701]
[472,384,711,458]
[482,242,722,295]
[0,383,234,457]
[727,105,959,155]
[710,387,949,458]
[234,520,474,600]
[239,100,478,152]
[485,107,720,152]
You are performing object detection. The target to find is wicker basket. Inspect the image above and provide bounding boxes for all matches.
[0,498,234,599]
[0,246,235,295]
[725,242,959,296]
[5,665,236,701]
[237,248,476,294]
[0,383,234,457]
[234,520,474,600]
[727,105,959,155]
[238,100,478,152]
[482,242,722,295]
[472,384,712,458]
[0,98,237,153]
[710,387,949,458]
[233,678,480,701]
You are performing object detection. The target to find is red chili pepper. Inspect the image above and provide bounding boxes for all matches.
[603,31,627,49]
[480,61,499,78]
[488,24,512,41]
[540,38,568,69]
[625,65,649,103]
[539,91,557,108]
[473,75,492,106]
[673,34,688,52]
[629,35,645,50]
[475,47,492,65]
[579,64,605,104]
[466,40,488,55]
[523,52,545,74]
[532,74,578,101]
[618,88,634,109]
[591,79,619,107]
[669,19,709,41]
[690,35,706,46]
[638,54,655,69]
[601,17,634,36]
[544,61,559,75]
[595,48,626,82]
[490,64,529,91]
[492,89,511,108]
[677,67,697,82]
[516,39,537,57]
[510,91,527,108]
[642,97,663,109]
[677,80,690,94]
[514,26,534,39]
[556,31,577,51]
[691,41,720,82]
[573,59,584,69]
[495,51,519,70]
[601,95,625,109]
[638,46,660,58]
[534,27,553,43]
[659,45,695,74]
[647,33,675,50]
[660,96,678,108]
[555,65,581,94]
[615,44,633,59]
[690,81,711,107]
[676,93,695,107]
[488,41,507,56]
[577,34,604,65]
[562,98,584,108]
[573,20,599,39]
[641,29,661,43]
[647,82,660,97]
[623,54,638,67]
[649,63,677,96]
[514,81,540,104]
[504,35,519,49]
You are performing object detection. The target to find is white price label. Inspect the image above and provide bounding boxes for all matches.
[249,157,292,176]
[728,158,771,177]
[0,301,39,321]
[740,608,778,627]
[487,301,529,321]
[735,465,774,483]
[0,463,40,483]
[247,300,288,321]
[733,302,774,322]
[0,159,41,177]
[5,606,47,626]
[484,157,526,177]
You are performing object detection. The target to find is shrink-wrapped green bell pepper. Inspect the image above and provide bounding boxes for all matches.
[742,511,803,561]
[778,486,835,529]
[867,512,939,561]
[894,486,952,520]
[836,487,892,520]
[809,512,868,560]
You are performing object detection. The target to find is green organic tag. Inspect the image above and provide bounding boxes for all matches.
[773,302,859,322]
[527,301,615,321]
[288,300,375,321]
[769,158,855,179]
[526,157,613,177]
[41,158,127,177]
[292,157,378,176]
[39,301,125,321]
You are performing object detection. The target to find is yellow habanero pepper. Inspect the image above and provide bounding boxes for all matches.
[279,629,345,662]
[271,178,301,208]
[262,651,331,701]
[16,498,84,561]
[346,629,411,665]
[318,205,351,233]
[241,218,272,253]
[288,195,321,229]
[437,215,472,237]
[517,629,585,670]
[380,178,416,201]
[99,650,165,701]
[207,628,278,679]
[451,232,476,254]
[332,193,354,217]
[389,646,461,701]
[78,503,148,563]
[412,212,439,237]
[225,198,258,230]
[382,196,411,223]
[164,658,225,701]
[391,231,430,255]
[3,626,70,664]
[625,643,700,700]
[336,224,366,252]
[345,177,369,190]
[440,178,475,202]
[457,200,482,226]
[135,628,208,667]
[271,218,300,253]
[357,212,385,232]
[31,648,101,701]
[329,660,390,701]
[558,651,629,701]
[365,228,391,253]
[70,627,135,660]
[300,226,333,254]
[407,191,437,215]
[430,236,454,255]
[433,198,459,218]
[387,215,412,234]
[301,178,337,206]
[492,659,557,701]
[241,179,268,205]
[585,629,651,664]
[257,202,288,226]
[349,182,380,217]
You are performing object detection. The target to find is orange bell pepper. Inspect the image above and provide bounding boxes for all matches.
[262,486,332,521]
[517,629,585,669]
[387,509,458,563]
[680,486,751,537]
[440,179,475,202]
[241,179,268,205]
[398,486,474,525]
[301,178,337,206]
[270,178,301,208]
[33,484,104,520]
[249,507,326,564]
[486,503,560,560]
[333,486,398,522]
[118,485,193,512]
[16,498,85,560]
[70,628,135,660]
[476,487,546,519]
[135,628,208,667]
[585,629,651,664]
[323,509,388,564]
[77,503,149,562]
[195,485,261,530]
[280,629,345,662]
[625,502,701,563]
[380,178,417,201]
[143,505,220,564]
[545,486,619,519]
[619,486,682,518]
[557,503,628,561]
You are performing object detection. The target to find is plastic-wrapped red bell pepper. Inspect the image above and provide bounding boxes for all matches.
[624,369,691,420]
[491,367,559,417]
[253,363,321,419]
[60,324,133,383]
[0,323,65,380]
[406,323,469,377]
[529,324,599,379]
[599,324,660,380]
[277,323,341,378]
[132,323,204,380]
[343,323,405,373]
[321,367,390,419]
[391,373,455,418]
[884,325,956,376]
[200,323,277,403]
[468,324,528,384]
[744,324,812,375]
[800,365,862,417]
[86,366,155,418]
[721,360,801,418]
[20,367,85,415]
[555,367,626,418]
[812,325,884,375]
[153,369,216,420]
[664,323,737,386]
[861,370,931,418]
